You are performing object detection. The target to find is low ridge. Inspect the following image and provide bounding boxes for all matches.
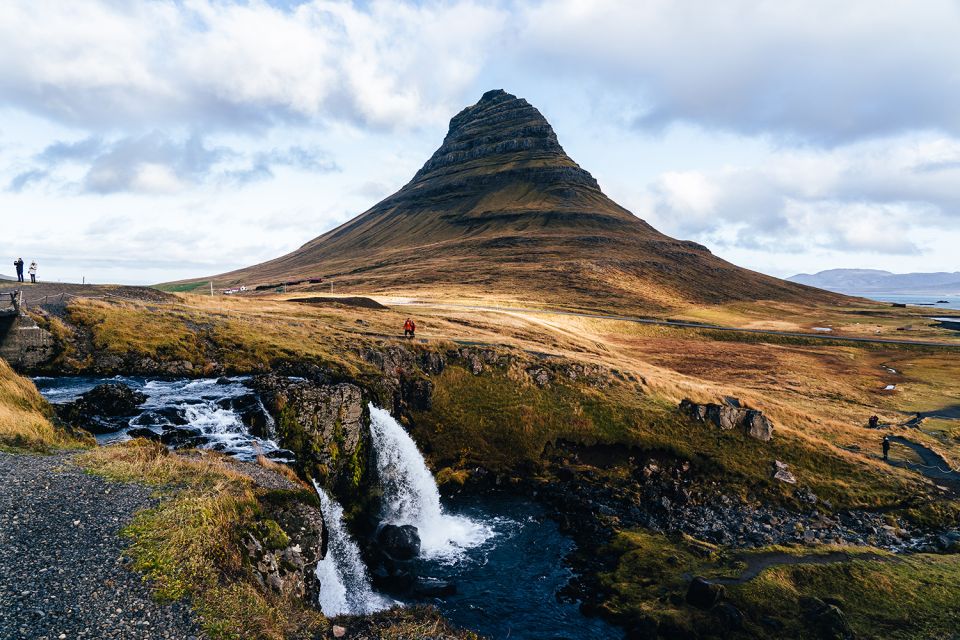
[185,90,837,312]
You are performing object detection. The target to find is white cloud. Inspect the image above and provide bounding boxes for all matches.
[0,0,508,131]
[518,0,960,143]
[640,132,960,255]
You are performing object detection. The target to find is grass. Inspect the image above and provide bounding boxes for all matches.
[0,357,90,452]
[80,440,328,640]
[599,528,960,639]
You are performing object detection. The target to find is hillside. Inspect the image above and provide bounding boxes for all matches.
[790,268,960,295]
[178,90,838,313]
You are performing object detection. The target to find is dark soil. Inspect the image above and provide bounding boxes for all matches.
[287,296,389,310]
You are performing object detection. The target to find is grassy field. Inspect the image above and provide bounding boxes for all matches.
[598,529,960,639]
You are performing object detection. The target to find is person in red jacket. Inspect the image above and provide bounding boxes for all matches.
[403,318,415,338]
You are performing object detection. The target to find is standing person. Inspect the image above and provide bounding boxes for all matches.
[14,258,23,282]
[410,319,416,338]
[882,435,891,461]
[403,318,414,338]
[27,260,37,283]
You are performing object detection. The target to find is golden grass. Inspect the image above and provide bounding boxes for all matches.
[0,357,90,451]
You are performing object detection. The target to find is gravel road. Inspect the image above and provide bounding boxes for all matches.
[0,451,201,640]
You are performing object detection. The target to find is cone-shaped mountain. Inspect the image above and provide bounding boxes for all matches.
[196,90,833,312]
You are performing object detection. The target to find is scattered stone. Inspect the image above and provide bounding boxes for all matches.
[772,460,797,484]
[332,624,347,638]
[685,576,724,610]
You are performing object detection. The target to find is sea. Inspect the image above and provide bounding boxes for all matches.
[854,293,960,313]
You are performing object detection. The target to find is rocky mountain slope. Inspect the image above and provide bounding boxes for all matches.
[180,90,837,313]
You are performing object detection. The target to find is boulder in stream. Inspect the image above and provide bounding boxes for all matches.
[376,523,421,562]
[55,383,147,434]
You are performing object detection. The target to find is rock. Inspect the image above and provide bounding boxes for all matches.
[242,499,326,602]
[801,597,854,640]
[332,625,346,638]
[772,460,797,484]
[685,576,724,610]
[713,602,744,631]
[252,375,367,495]
[376,524,421,562]
[412,579,457,598]
[55,383,147,434]
[680,399,774,441]
[125,427,161,441]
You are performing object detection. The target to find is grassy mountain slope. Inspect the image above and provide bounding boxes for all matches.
[175,90,839,314]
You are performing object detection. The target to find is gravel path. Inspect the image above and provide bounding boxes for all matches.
[0,450,201,640]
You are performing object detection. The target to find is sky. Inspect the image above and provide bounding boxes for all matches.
[1,0,959,285]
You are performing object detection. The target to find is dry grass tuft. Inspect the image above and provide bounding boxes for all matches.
[0,357,90,451]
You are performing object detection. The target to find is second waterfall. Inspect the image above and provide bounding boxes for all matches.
[368,404,493,561]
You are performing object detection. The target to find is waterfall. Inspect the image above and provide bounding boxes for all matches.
[368,404,493,561]
[312,482,392,616]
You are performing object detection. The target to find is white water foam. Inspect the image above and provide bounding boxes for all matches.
[368,404,494,562]
[312,482,393,617]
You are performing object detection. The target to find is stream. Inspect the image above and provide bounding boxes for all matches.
[35,377,622,639]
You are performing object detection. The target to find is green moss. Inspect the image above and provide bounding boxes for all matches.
[252,519,290,551]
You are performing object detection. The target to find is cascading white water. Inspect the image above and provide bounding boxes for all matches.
[368,404,493,561]
[312,482,392,616]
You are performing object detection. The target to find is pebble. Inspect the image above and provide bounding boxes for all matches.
[0,451,200,639]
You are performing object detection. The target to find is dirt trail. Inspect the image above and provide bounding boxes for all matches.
[889,436,960,486]
[0,451,201,640]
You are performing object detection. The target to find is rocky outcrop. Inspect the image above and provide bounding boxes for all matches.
[680,399,774,441]
[55,383,147,434]
[772,460,797,484]
[0,313,54,370]
[243,495,327,602]
[686,576,724,610]
[252,375,369,498]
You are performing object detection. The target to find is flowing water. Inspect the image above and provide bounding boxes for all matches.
[312,482,394,617]
[34,378,623,637]
[34,376,289,461]
[368,404,493,560]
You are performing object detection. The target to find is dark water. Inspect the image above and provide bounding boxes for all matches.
[416,494,624,640]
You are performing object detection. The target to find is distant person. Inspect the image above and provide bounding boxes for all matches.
[868,415,879,429]
[882,435,891,461]
[14,257,23,282]
[403,318,415,338]
[28,260,37,283]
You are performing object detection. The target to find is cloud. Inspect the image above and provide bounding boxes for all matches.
[225,146,340,184]
[518,0,960,144]
[8,133,337,194]
[0,0,508,132]
[641,133,960,254]
[7,168,48,192]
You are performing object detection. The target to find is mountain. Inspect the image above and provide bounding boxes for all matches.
[188,90,836,312]
[789,269,960,296]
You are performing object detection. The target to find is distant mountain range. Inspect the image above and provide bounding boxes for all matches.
[173,89,837,313]
[788,269,960,296]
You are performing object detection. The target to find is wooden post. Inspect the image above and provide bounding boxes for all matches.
[210,281,214,296]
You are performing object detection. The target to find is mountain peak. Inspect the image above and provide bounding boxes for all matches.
[405,89,598,192]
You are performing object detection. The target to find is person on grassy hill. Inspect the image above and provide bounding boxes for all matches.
[882,435,891,461]
[403,318,415,338]
[28,260,37,283]
[869,415,880,429]
[14,257,23,282]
